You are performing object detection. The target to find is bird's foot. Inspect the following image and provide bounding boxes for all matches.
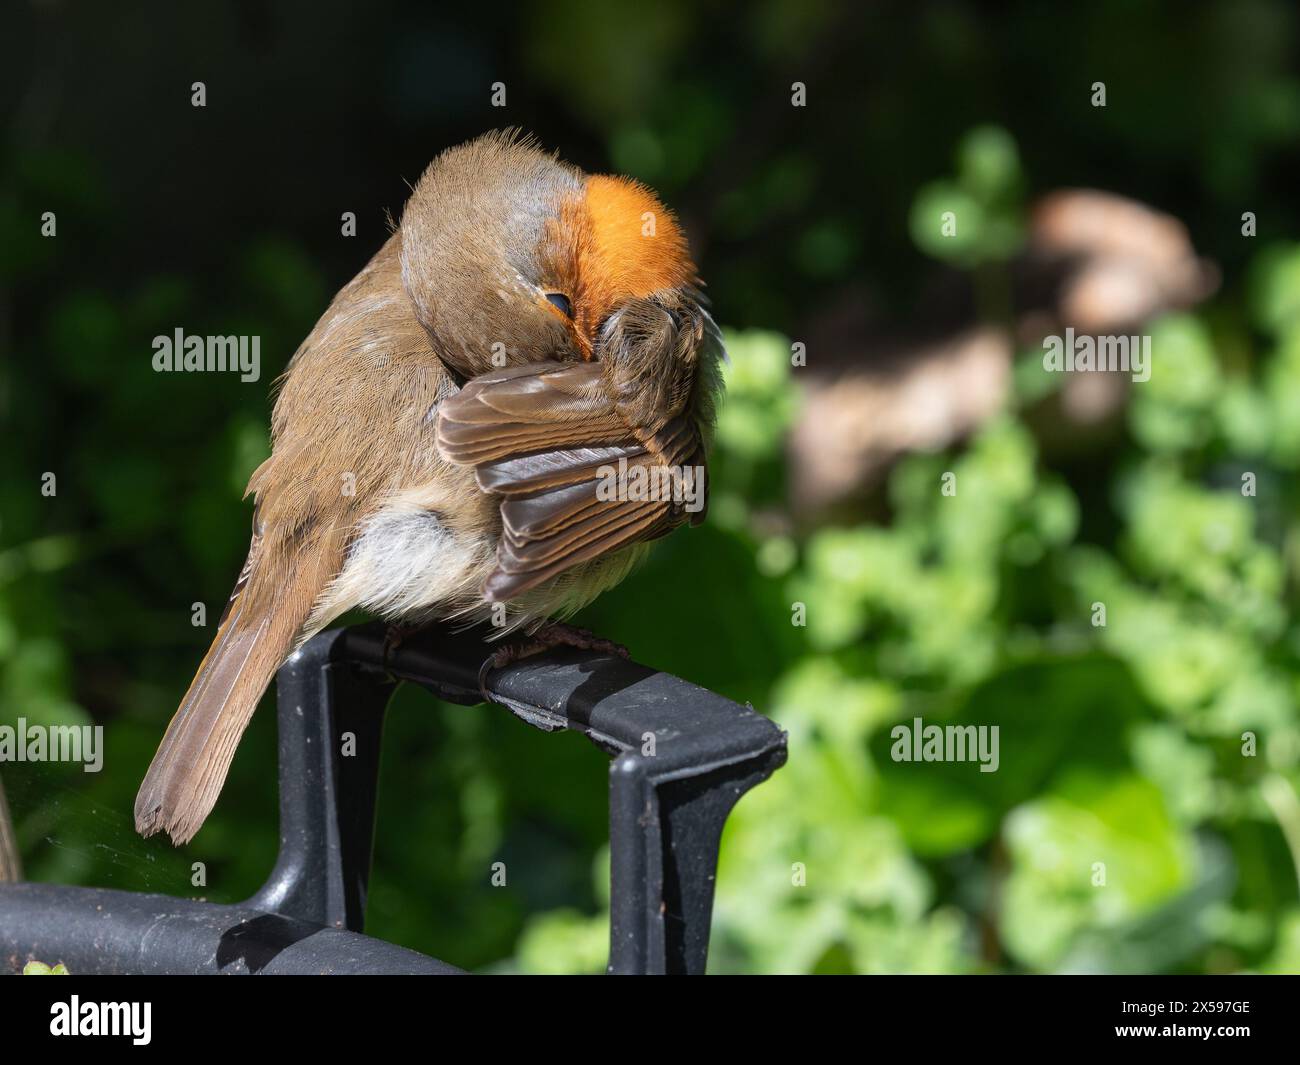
[529,621,630,660]
[383,618,433,668]
[477,621,628,701]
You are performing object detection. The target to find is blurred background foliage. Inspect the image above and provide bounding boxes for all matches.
[2,0,1300,973]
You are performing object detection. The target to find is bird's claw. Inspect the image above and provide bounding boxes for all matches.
[477,621,628,702]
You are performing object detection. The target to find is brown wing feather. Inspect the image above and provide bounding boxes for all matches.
[437,360,706,601]
[437,363,626,463]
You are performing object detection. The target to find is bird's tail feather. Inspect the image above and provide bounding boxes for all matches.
[134,567,311,845]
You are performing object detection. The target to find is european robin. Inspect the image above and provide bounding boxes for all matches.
[135,131,722,845]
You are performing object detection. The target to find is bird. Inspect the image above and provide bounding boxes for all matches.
[134,130,723,846]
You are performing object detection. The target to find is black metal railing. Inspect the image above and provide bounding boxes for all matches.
[0,622,786,974]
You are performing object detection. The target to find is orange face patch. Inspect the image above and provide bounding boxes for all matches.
[562,175,695,348]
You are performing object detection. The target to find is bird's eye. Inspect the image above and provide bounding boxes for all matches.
[545,292,573,318]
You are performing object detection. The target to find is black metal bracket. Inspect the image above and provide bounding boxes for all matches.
[251,621,787,973]
[0,621,785,975]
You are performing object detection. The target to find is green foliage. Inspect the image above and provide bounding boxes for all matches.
[910,125,1026,268]
[22,960,70,975]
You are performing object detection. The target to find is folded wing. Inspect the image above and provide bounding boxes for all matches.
[436,361,706,600]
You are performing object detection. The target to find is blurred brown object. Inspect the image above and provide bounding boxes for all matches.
[1024,189,1220,445]
[1030,189,1219,333]
[789,327,1012,515]
[787,190,1219,519]
[0,775,20,882]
